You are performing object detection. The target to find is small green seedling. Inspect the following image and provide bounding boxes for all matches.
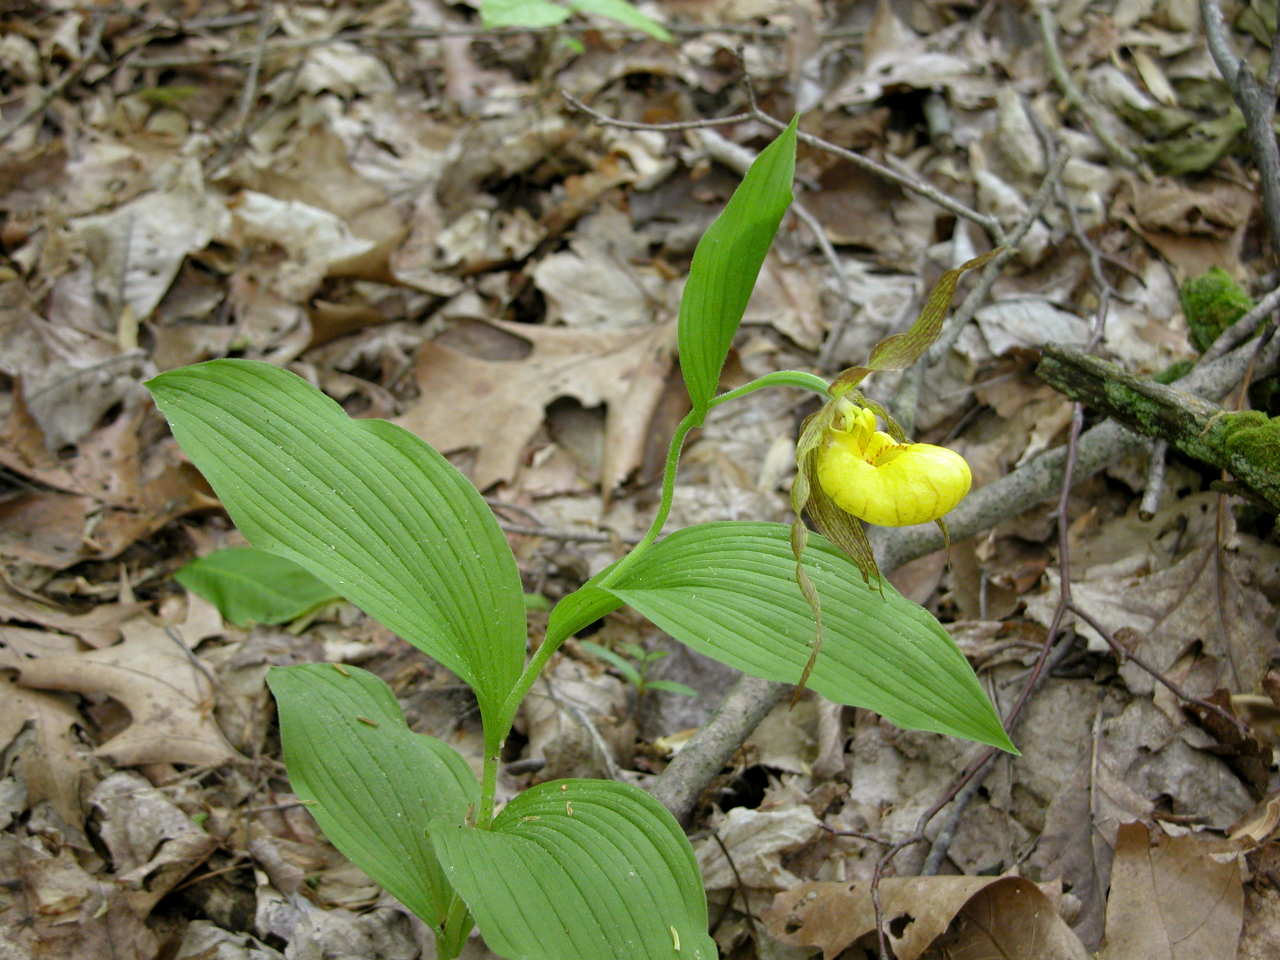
[149,117,1014,960]
[579,640,698,698]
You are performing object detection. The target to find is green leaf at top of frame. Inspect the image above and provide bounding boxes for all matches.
[678,117,798,415]
[567,0,671,40]
[481,0,570,28]
[146,359,526,726]
[432,779,716,960]
[175,546,341,626]
[603,522,1016,753]
[268,664,479,934]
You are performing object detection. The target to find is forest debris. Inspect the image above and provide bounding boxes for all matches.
[766,875,1088,960]
[1037,344,1280,511]
[16,618,241,767]
[400,317,674,494]
[1098,822,1243,960]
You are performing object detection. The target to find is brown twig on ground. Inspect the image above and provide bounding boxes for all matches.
[202,2,276,174]
[1139,439,1169,520]
[649,675,788,826]
[0,13,107,147]
[1065,600,1249,737]
[1201,0,1280,253]
[1032,1,1142,170]
[560,92,752,131]
[751,110,1004,242]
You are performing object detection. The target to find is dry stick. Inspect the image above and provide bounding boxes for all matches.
[1139,439,1169,520]
[1201,0,1280,255]
[1032,1,1142,171]
[1065,600,1248,736]
[561,92,751,131]
[751,110,1004,241]
[709,831,760,940]
[0,13,107,147]
[205,1,275,172]
[894,152,1067,435]
[649,675,788,826]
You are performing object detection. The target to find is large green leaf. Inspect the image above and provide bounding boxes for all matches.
[678,118,797,414]
[604,522,1015,752]
[146,360,526,721]
[175,546,340,626]
[268,664,479,931]
[568,0,671,40]
[433,779,715,960]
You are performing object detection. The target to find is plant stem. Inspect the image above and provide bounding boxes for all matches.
[437,893,473,960]
[598,369,830,589]
[492,369,832,789]
[477,725,503,827]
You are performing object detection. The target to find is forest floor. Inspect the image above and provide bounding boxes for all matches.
[2,1,1279,958]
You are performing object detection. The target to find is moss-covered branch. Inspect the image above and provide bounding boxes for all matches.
[1036,344,1280,511]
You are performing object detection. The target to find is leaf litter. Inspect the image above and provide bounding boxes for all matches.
[1,1,1278,958]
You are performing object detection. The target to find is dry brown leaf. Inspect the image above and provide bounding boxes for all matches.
[0,832,160,960]
[16,619,241,768]
[0,387,213,568]
[1025,543,1276,698]
[696,804,821,891]
[90,771,218,912]
[1100,822,1244,960]
[399,317,674,494]
[0,674,89,831]
[765,875,1089,960]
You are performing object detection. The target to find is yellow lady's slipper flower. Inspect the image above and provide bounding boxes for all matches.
[816,401,971,527]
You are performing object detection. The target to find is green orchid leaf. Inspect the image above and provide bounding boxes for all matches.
[568,0,671,40]
[644,679,698,697]
[604,522,1015,752]
[480,0,570,28]
[268,664,479,933]
[679,117,798,415]
[146,360,526,725]
[546,581,624,650]
[433,779,716,960]
[175,547,340,626]
[579,640,644,687]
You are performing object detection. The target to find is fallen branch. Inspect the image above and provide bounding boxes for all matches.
[1036,342,1280,511]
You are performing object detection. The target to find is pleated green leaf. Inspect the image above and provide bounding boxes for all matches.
[268,664,479,931]
[605,522,1016,752]
[147,359,526,722]
[175,546,340,626]
[433,779,715,960]
[678,117,798,414]
[568,0,671,39]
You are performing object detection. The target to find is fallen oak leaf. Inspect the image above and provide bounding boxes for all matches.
[765,875,1088,960]
[399,317,674,496]
[16,619,241,768]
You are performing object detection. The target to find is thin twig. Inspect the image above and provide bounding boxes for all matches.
[1066,600,1249,736]
[560,92,751,131]
[498,521,640,545]
[0,13,108,146]
[1033,1,1142,170]
[1139,440,1168,520]
[751,110,1004,241]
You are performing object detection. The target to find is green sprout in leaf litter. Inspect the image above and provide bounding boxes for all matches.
[149,116,1014,960]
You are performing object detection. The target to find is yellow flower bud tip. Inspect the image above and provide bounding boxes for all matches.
[817,411,972,527]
